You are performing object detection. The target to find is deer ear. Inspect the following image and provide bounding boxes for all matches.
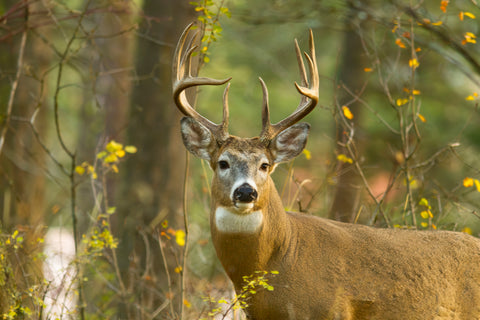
[270,123,310,164]
[180,117,217,161]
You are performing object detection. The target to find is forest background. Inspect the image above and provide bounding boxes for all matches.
[0,0,480,319]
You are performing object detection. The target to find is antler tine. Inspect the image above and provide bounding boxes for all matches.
[222,83,230,133]
[260,29,319,143]
[259,77,273,139]
[172,23,232,142]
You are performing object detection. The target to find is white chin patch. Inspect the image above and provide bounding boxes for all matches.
[215,207,263,234]
[234,202,254,211]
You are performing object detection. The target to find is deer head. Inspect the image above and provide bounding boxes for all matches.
[173,23,318,219]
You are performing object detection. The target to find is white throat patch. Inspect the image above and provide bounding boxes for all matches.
[215,207,263,234]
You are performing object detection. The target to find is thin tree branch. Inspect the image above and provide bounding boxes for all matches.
[0,3,28,157]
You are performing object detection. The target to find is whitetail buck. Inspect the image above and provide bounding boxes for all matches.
[172,24,480,319]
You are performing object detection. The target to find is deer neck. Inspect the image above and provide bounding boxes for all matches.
[210,177,290,287]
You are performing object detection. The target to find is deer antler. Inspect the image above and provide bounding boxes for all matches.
[172,23,232,142]
[259,29,319,144]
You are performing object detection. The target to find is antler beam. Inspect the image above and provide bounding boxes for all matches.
[172,23,232,142]
[259,29,319,143]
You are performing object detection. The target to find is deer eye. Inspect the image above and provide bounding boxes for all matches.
[260,163,270,172]
[218,160,230,170]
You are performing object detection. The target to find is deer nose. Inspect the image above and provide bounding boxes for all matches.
[233,183,258,203]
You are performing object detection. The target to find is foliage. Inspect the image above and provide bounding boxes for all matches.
[0,229,46,319]
[201,271,278,320]
[190,0,231,63]
[0,0,480,319]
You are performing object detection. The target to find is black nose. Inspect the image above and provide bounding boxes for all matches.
[233,183,258,203]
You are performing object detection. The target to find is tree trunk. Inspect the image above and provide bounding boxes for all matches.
[328,1,369,222]
[0,0,51,313]
[116,0,195,317]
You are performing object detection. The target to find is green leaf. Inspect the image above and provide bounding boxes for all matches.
[96,151,107,159]
[104,153,118,163]
[419,198,429,207]
[124,145,137,153]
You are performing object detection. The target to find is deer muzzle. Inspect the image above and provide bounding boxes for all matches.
[233,183,258,203]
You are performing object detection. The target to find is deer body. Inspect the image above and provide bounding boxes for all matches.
[206,137,480,320]
[215,210,480,319]
[173,25,480,319]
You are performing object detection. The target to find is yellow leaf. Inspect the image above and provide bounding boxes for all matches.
[337,154,353,164]
[75,166,86,175]
[466,95,475,100]
[431,21,443,26]
[408,178,418,189]
[175,229,186,246]
[463,177,474,187]
[440,0,448,13]
[462,227,473,235]
[419,197,429,207]
[303,149,312,160]
[463,32,477,45]
[466,32,476,38]
[115,149,126,158]
[125,145,137,153]
[403,88,419,96]
[364,67,373,72]
[174,266,183,273]
[475,179,480,192]
[409,58,419,69]
[183,299,191,308]
[396,98,409,106]
[421,222,428,228]
[420,210,429,219]
[111,164,119,173]
[342,106,354,120]
[464,12,476,19]
[104,154,118,163]
[395,38,406,48]
[106,140,123,153]
[418,113,426,123]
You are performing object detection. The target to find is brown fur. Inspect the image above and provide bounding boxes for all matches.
[212,178,480,319]
[177,125,480,319]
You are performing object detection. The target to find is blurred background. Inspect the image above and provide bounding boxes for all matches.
[0,0,479,319]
